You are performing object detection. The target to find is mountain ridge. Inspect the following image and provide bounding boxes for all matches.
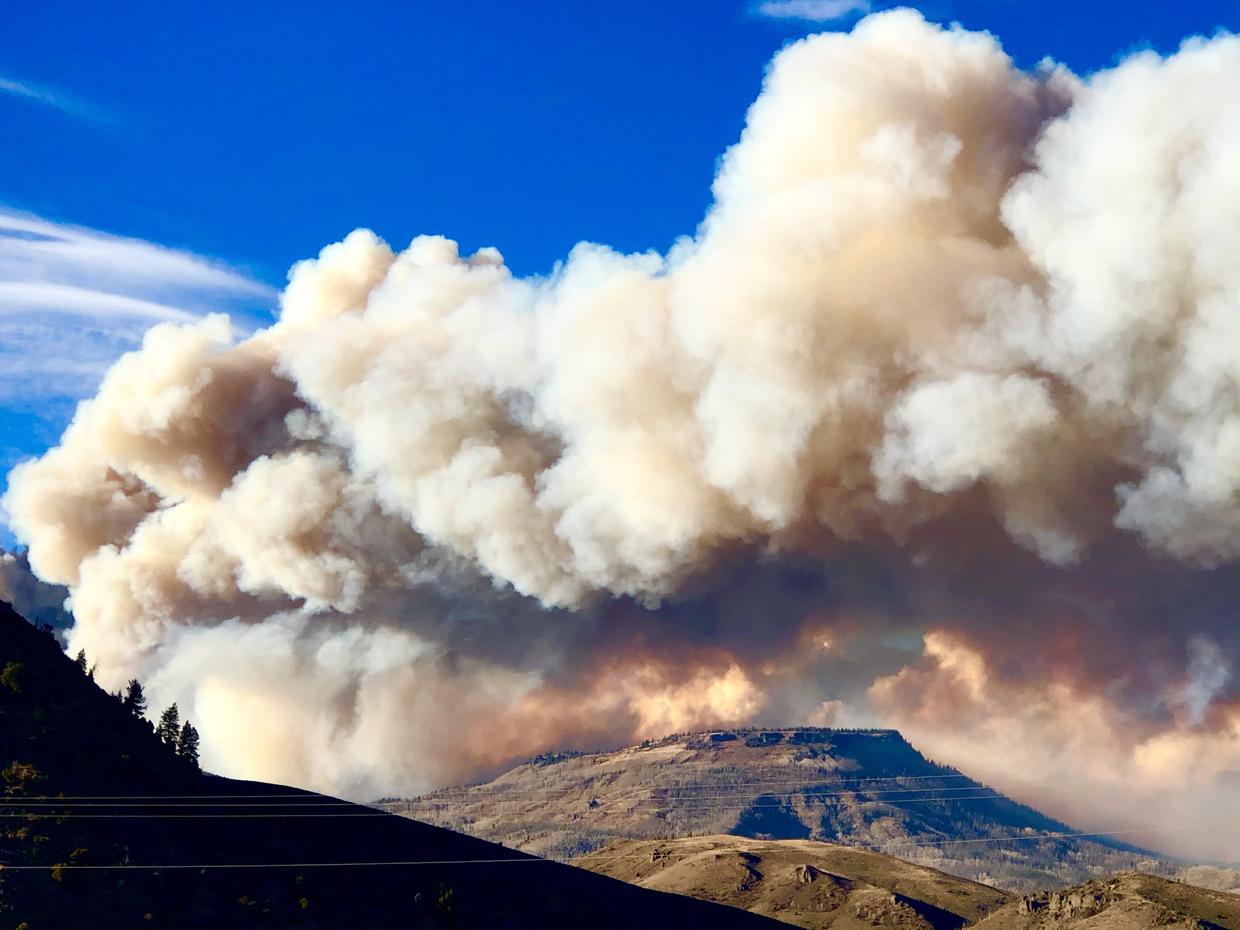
[380,726,1174,893]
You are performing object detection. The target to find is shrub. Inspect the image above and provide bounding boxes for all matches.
[1,661,23,694]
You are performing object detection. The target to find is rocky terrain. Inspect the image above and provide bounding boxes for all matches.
[972,872,1240,929]
[579,834,1012,929]
[379,728,1172,893]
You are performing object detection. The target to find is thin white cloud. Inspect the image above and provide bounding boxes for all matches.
[0,74,113,124]
[755,0,873,22]
[0,211,272,299]
[0,208,276,405]
[0,282,199,322]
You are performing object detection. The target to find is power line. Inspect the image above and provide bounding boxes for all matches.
[0,823,1213,871]
[0,857,542,871]
[0,798,324,803]
[0,793,1020,818]
[393,780,1024,809]
[596,791,1013,811]
[0,781,1059,820]
[852,825,1209,852]
[0,801,358,808]
[0,784,1003,808]
[411,771,985,798]
[568,792,1012,813]
[1,772,1002,803]
[391,788,1036,816]
[393,774,1072,811]
[397,784,1016,807]
[0,812,393,819]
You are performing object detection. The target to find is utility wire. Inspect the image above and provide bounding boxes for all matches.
[2,773,993,803]
[0,812,394,819]
[1,793,323,801]
[0,824,1213,871]
[413,771,984,798]
[0,801,360,808]
[0,794,1021,817]
[401,784,1017,806]
[1,784,1007,808]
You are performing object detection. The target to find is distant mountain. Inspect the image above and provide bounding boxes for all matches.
[973,872,1240,929]
[580,834,1013,930]
[0,548,72,635]
[379,728,1175,893]
[0,600,789,929]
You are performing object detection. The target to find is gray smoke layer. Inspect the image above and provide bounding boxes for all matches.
[0,549,72,633]
[7,10,1240,858]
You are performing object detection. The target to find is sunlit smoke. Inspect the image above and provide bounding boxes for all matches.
[7,9,1240,858]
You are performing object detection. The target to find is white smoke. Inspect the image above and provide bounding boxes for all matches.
[7,10,1240,852]
[871,630,1240,861]
[1183,636,1233,726]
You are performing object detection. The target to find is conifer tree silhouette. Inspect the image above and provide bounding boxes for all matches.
[177,721,201,770]
[156,703,180,746]
[121,679,147,718]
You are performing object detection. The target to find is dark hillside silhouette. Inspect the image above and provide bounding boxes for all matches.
[0,601,784,929]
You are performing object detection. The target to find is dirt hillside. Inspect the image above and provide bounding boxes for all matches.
[972,872,1240,929]
[579,834,1011,929]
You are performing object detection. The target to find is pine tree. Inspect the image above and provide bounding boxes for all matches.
[74,650,88,675]
[177,721,201,770]
[156,703,180,746]
[121,679,147,718]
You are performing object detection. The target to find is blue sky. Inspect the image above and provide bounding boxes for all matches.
[2,0,1239,543]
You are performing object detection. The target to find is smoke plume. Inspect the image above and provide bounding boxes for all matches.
[8,9,1240,859]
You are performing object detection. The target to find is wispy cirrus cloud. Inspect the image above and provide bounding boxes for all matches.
[754,0,873,22]
[0,73,114,125]
[0,209,276,405]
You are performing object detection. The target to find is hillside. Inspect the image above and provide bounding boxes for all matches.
[0,549,71,635]
[579,834,1013,929]
[0,599,788,929]
[582,839,1240,930]
[379,728,1172,893]
[972,872,1240,929]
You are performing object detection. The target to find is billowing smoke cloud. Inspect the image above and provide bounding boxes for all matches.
[7,9,1240,858]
